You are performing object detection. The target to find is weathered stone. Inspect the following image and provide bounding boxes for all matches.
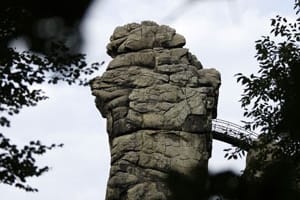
[198,68,221,88]
[90,21,221,200]
[155,25,175,42]
[112,118,137,136]
[110,130,209,173]
[156,54,180,66]
[92,89,130,103]
[120,26,153,52]
[110,23,140,40]
[155,64,186,74]
[163,100,190,129]
[131,72,168,87]
[185,89,207,115]
[107,21,187,57]
[107,51,156,69]
[142,113,165,128]
[170,70,198,86]
[170,48,189,57]
[165,33,186,48]
[129,101,174,113]
[112,107,128,121]
[188,53,203,69]
[103,95,129,116]
[129,84,185,103]
[126,109,143,126]
[98,66,169,89]
[127,182,168,200]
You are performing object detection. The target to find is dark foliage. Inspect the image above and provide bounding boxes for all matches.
[241,159,300,200]
[166,162,300,200]
[0,42,100,127]
[0,0,102,191]
[0,133,63,192]
[224,0,299,199]
[224,0,300,162]
[236,0,300,145]
[167,166,211,200]
[0,0,93,52]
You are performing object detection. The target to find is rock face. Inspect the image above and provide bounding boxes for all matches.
[90,21,221,200]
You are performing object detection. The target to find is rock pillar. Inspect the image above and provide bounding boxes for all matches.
[90,21,221,200]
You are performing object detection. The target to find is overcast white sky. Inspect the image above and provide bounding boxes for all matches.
[1,0,295,199]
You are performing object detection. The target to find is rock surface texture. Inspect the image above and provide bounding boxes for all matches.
[90,21,221,200]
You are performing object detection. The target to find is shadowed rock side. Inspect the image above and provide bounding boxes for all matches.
[90,21,221,200]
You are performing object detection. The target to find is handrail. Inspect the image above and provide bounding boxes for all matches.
[212,119,258,138]
[211,119,258,150]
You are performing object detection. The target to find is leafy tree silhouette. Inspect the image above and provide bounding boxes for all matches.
[237,0,300,181]
[0,0,102,191]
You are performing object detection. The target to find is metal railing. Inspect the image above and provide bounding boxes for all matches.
[211,119,258,150]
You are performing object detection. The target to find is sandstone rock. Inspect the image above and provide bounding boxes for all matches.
[165,33,186,48]
[107,21,187,57]
[90,21,221,200]
[107,51,156,69]
[198,68,221,88]
[155,64,186,74]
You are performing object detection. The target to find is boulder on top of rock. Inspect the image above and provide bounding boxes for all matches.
[107,21,186,57]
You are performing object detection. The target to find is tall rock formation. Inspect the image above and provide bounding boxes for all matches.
[90,21,221,200]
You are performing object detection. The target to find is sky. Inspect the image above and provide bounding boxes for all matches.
[0,0,295,199]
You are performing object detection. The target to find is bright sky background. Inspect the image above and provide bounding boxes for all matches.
[1,0,295,199]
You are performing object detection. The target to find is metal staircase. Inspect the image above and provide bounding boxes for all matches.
[211,119,258,150]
